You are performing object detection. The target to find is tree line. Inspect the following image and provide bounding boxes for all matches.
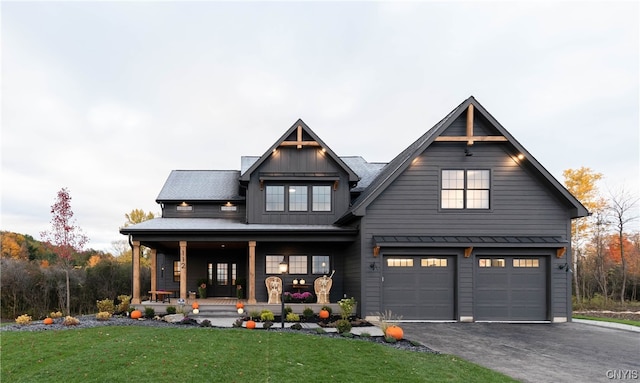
[564,167,639,305]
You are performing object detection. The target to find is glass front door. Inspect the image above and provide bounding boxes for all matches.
[207,261,237,297]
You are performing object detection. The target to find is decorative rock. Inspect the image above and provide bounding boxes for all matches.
[163,314,186,323]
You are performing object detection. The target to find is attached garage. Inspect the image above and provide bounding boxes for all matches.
[475,256,548,321]
[382,255,456,320]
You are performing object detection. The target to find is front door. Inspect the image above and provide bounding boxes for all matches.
[208,261,237,297]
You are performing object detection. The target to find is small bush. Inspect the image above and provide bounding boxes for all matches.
[144,307,155,319]
[315,327,327,334]
[291,323,302,330]
[260,310,275,321]
[50,311,63,319]
[199,319,212,327]
[384,336,397,344]
[232,318,243,328]
[15,314,32,325]
[166,306,177,314]
[284,306,293,314]
[286,312,300,322]
[63,316,80,326]
[116,295,131,313]
[335,319,352,334]
[338,297,356,320]
[96,312,112,321]
[263,320,273,329]
[360,332,371,338]
[302,307,314,318]
[248,310,261,320]
[96,298,115,314]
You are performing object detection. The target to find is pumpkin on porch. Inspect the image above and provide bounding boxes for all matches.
[246,319,256,329]
[43,317,54,325]
[385,325,404,340]
[235,302,244,309]
[192,302,200,309]
[130,310,143,319]
[319,309,330,319]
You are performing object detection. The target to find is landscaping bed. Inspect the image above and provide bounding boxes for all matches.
[573,310,640,321]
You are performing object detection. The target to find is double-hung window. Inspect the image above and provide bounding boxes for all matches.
[441,169,490,209]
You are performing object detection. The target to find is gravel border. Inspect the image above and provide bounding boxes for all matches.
[2,315,437,353]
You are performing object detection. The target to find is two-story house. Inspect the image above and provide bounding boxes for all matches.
[120,96,588,322]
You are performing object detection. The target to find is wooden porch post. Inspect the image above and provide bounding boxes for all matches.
[150,248,157,302]
[248,241,256,304]
[179,241,187,300]
[132,241,141,304]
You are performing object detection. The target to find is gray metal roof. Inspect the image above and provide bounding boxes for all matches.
[120,218,354,233]
[373,235,567,247]
[341,157,387,192]
[156,170,243,202]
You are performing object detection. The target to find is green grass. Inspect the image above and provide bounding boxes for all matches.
[1,327,517,383]
[572,315,640,327]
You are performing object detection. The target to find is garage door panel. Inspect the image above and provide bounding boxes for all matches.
[475,256,547,321]
[383,256,455,320]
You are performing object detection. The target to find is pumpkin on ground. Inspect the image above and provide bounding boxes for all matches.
[130,310,143,319]
[235,302,244,309]
[319,309,330,319]
[246,320,256,329]
[192,302,200,309]
[43,317,54,325]
[385,325,404,340]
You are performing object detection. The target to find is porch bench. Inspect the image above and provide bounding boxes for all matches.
[149,290,173,303]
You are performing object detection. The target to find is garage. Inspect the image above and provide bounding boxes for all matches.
[382,255,455,320]
[475,256,548,321]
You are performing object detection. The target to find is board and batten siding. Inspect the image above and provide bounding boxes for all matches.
[245,146,353,225]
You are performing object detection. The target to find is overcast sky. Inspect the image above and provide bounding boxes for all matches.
[2,1,639,252]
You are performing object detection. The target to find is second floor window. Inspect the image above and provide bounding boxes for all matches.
[265,183,332,212]
[441,169,490,209]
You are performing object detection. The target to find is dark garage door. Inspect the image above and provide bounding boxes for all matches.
[475,256,547,321]
[382,256,455,320]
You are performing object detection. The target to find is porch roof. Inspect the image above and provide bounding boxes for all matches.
[120,218,358,235]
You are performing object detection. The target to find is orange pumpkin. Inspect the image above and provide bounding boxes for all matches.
[130,310,143,319]
[192,302,200,309]
[385,325,404,340]
[43,317,54,325]
[235,302,244,309]
[246,320,256,329]
[319,309,330,319]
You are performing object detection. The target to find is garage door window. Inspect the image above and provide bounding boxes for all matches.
[421,258,448,267]
[479,258,505,267]
[387,258,414,267]
[513,259,540,267]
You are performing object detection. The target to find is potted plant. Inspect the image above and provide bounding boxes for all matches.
[197,280,207,299]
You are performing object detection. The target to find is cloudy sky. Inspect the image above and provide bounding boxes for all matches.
[2,1,638,252]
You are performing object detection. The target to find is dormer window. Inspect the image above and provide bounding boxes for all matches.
[265,183,332,212]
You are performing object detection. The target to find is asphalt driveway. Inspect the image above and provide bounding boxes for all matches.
[401,322,639,383]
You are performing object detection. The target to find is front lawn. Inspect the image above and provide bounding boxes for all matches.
[1,326,517,382]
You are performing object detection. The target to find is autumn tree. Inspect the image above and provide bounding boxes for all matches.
[608,186,639,303]
[40,188,89,315]
[124,209,155,227]
[0,232,29,260]
[563,167,605,302]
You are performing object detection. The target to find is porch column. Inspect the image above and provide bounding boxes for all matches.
[248,241,256,304]
[150,248,157,302]
[132,241,141,304]
[180,241,187,300]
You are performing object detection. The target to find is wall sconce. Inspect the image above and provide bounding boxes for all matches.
[161,265,165,278]
[369,262,378,271]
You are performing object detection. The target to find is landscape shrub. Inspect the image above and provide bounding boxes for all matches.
[96,311,112,321]
[15,314,32,325]
[260,310,275,321]
[336,319,352,334]
[96,298,115,314]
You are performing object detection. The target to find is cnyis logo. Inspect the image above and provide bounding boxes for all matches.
[606,370,639,380]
